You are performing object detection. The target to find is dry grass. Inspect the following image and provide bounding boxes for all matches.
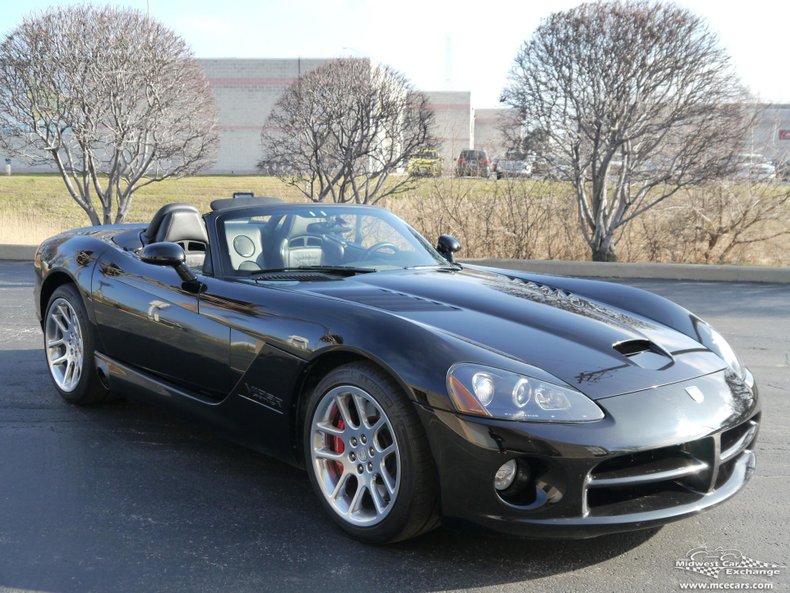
[384,177,790,266]
[1,173,788,266]
[0,174,305,243]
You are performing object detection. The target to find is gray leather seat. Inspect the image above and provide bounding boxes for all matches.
[267,216,344,268]
[144,203,209,268]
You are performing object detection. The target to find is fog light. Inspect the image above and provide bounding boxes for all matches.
[494,459,518,491]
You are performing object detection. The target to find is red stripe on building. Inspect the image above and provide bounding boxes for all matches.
[208,77,297,87]
[429,103,471,111]
[219,125,288,132]
[218,125,261,131]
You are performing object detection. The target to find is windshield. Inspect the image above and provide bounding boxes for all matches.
[414,151,438,159]
[505,152,528,161]
[216,204,449,275]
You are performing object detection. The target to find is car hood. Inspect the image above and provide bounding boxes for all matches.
[305,267,724,399]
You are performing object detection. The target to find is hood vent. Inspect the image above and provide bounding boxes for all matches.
[503,277,652,330]
[614,339,673,370]
[614,340,653,357]
[323,288,459,312]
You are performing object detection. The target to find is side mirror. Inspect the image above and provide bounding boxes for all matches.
[141,242,197,284]
[436,234,461,263]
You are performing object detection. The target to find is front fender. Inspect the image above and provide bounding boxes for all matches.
[35,232,113,326]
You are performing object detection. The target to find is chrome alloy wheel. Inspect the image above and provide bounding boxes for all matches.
[45,297,84,392]
[310,385,401,527]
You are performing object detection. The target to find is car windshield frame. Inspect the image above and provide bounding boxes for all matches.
[207,203,451,278]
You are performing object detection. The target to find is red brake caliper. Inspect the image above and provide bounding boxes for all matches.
[330,406,345,479]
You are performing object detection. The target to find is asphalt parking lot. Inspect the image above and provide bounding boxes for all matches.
[0,260,787,593]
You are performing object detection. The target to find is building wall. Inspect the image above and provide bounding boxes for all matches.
[3,54,787,176]
[423,91,472,170]
[747,104,790,165]
[200,58,329,173]
[473,108,516,158]
[202,62,473,175]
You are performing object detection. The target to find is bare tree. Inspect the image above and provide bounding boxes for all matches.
[501,0,753,261]
[0,5,218,225]
[495,109,526,154]
[260,58,436,204]
[666,183,789,264]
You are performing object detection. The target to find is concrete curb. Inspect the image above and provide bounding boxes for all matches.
[0,244,36,261]
[1,245,787,283]
[466,259,790,284]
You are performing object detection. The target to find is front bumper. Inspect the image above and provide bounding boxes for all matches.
[409,163,441,176]
[418,371,759,538]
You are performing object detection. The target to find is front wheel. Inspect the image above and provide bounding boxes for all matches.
[304,362,438,543]
[44,284,110,405]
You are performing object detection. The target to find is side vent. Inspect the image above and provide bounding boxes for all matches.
[613,340,673,370]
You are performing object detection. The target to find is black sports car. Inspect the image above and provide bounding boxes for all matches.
[33,196,759,544]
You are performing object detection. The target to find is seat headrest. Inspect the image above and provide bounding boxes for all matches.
[155,210,208,245]
[144,203,201,243]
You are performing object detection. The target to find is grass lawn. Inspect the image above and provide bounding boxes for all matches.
[0,173,518,245]
[1,173,786,267]
[0,174,310,244]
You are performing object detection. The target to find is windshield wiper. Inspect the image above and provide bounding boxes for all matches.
[252,265,376,277]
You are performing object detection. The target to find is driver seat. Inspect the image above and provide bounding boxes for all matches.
[267,216,325,268]
[144,203,209,268]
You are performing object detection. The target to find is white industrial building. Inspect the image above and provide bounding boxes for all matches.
[3,57,788,174]
[201,58,329,173]
[202,59,475,173]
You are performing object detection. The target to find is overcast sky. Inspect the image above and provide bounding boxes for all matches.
[1,0,787,108]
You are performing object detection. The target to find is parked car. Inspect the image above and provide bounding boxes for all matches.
[34,196,759,544]
[494,151,533,179]
[407,149,443,177]
[775,161,790,182]
[734,154,776,181]
[456,149,490,177]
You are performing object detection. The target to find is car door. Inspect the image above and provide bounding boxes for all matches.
[91,248,232,399]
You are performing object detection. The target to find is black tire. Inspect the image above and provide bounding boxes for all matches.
[304,362,439,544]
[43,284,110,405]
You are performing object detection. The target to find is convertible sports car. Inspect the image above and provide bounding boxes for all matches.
[33,196,759,544]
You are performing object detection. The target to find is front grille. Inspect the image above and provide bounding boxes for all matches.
[585,414,759,517]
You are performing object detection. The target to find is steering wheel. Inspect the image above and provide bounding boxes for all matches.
[362,242,400,260]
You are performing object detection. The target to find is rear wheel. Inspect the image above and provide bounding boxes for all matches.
[44,284,109,405]
[304,362,438,544]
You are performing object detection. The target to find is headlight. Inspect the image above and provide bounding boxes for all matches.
[696,322,745,379]
[447,363,604,422]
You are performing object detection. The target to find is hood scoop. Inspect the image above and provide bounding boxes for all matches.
[614,339,674,370]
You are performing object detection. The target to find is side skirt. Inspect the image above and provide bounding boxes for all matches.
[94,351,301,466]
